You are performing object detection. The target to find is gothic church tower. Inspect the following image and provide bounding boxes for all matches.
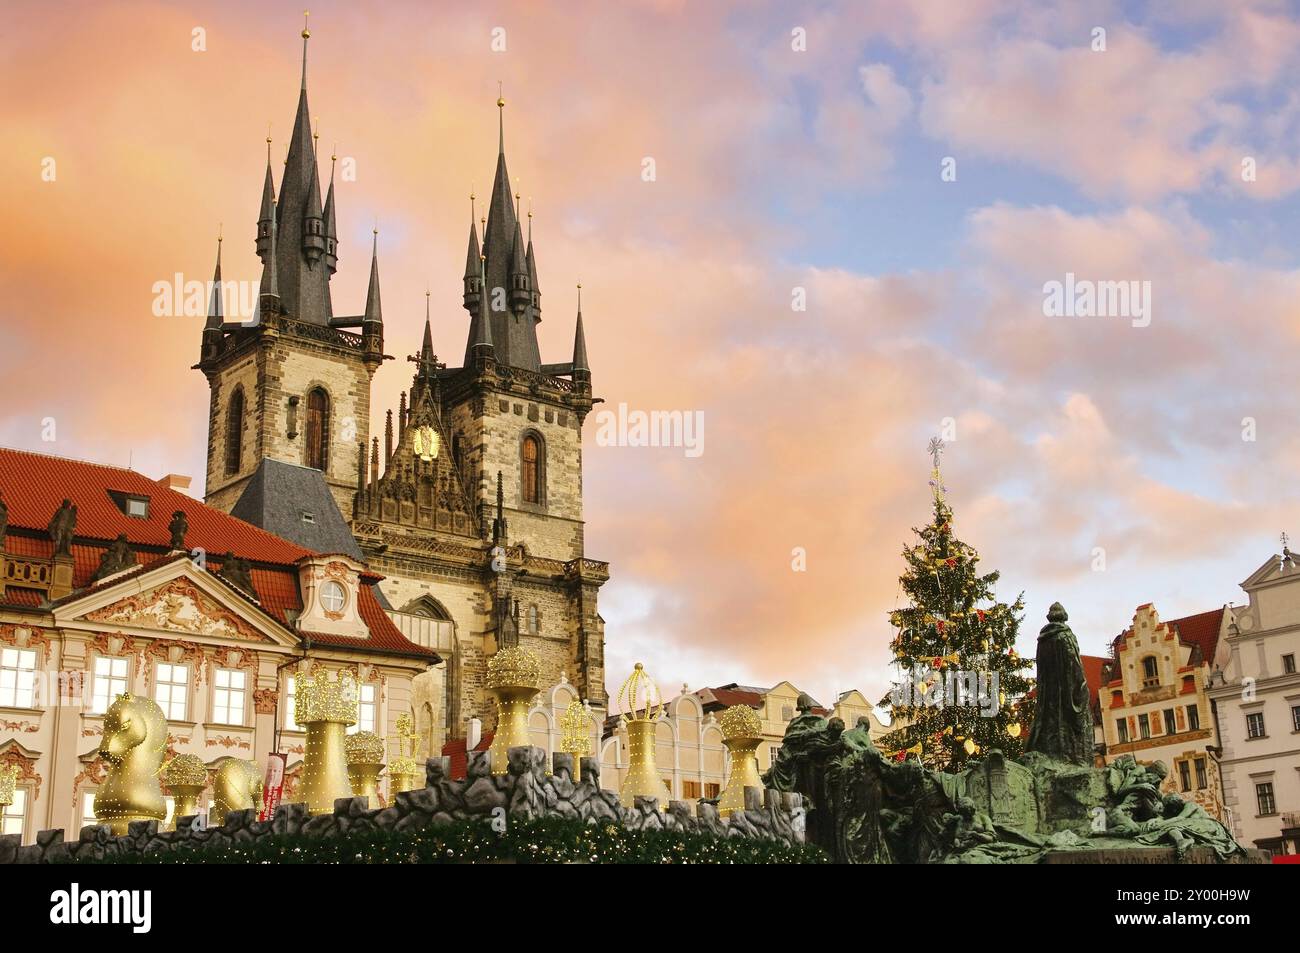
[196,24,384,519]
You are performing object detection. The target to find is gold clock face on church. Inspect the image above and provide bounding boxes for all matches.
[412,425,439,461]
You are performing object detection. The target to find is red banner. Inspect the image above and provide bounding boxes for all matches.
[260,752,287,821]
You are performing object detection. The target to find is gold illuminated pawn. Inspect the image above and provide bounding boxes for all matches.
[162,754,208,829]
[486,647,543,775]
[345,730,386,804]
[296,670,358,814]
[616,663,671,809]
[717,705,764,817]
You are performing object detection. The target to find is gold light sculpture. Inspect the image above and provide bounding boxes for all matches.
[162,754,208,828]
[211,759,263,826]
[345,730,386,804]
[558,699,595,782]
[296,670,358,814]
[616,663,671,809]
[0,765,17,810]
[387,712,421,796]
[95,693,168,835]
[717,704,764,817]
[486,647,542,775]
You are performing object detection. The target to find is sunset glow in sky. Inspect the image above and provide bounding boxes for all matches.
[4,1,1300,708]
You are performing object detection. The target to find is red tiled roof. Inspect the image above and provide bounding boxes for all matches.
[0,447,435,661]
[0,447,311,565]
[699,686,764,709]
[442,732,493,780]
[1167,608,1224,667]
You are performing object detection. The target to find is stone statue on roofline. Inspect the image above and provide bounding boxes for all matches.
[92,534,135,583]
[168,510,189,551]
[47,499,76,556]
[765,603,1256,864]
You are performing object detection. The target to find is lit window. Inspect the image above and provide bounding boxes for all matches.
[347,683,377,735]
[320,581,346,614]
[212,669,246,726]
[0,648,37,708]
[92,657,130,714]
[1,786,26,839]
[81,791,98,830]
[153,663,189,721]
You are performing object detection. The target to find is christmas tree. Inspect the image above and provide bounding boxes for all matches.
[879,438,1035,772]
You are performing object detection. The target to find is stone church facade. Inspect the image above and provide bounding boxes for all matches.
[195,28,608,756]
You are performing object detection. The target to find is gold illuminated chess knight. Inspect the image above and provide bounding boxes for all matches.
[558,698,595,782]
[486,647,542,775]
[387,712,421,796]
[296,670,358,814]
[95,693,168,835]
[717,705,764,817]
[162,754,208,828]
[211,759,263,826]
[345,730,386,804]
[616,663,671,809]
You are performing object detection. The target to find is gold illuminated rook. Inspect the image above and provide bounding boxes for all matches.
[296,670,358,814]
[616,663,671,809]
[486,647,542,775]
[345,730,386,804]
[162,754,208,829]
[717,705,764,817]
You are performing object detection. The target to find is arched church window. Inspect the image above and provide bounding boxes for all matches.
[521,433,543,504]
[225,387,244,475]
[305,388,330,471]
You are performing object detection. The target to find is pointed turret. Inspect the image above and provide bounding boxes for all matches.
[323,148,339,275]
[301,139,326,268]
[258,198,280,314]
[361,230,384,368]
[508,218,530,315]
[202,233,224,361]
[467,254,495,368]
[526,205,540,320]
[572,284,590,385]
[256,137,276,263]
[272,17,332,323]
[462,203,482,314]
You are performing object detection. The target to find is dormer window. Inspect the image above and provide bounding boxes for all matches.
[108,490,150,519]
[300,511,315,524]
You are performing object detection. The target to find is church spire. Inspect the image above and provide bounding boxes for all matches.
[256,133,275,263]
[273,15,332,323]
[258,198,279,309]
[363,229,382,326]
[202,230,224,361]
[526,200,540,320]
[572,283,590,383]
[470,254,495,358]
[462,190,481,314]
[323,145,338,275]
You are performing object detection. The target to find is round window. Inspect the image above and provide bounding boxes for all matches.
[320,580,346,613]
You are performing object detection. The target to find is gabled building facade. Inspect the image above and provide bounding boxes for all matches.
[1099,604,1227,822]
[0,448,436,844]
[1208,552,1300,854]
[194,27,609,755]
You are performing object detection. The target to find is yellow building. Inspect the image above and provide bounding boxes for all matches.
[1099,604,1227,821]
